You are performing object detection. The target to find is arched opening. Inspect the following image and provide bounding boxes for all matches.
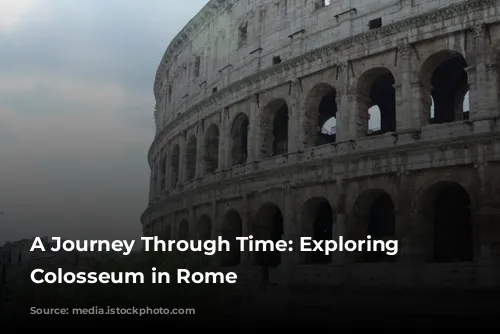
[230,113,249,166]
[423,182,473,262]
[170,145,180,188]
[203,124,219,174]
[300,197,334,264]
[197,215,212,241]
[303,84,337,148]
[357,67,396,135]
[420,50,469,124]
[260,99,289,157]
[178,219,189,240]
[352,189,396,262]
[253,203,284,267]
[220,209,243,267]
[185,135,197,182]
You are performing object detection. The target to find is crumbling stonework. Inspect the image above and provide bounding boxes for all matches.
[143,0,500,290]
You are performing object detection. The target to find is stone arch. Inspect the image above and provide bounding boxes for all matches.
[420,181,474,262]
[170,144,180,188]
[252,202,284,267]
[260,99,289,158]
[185,135,197,182]
[220,209,243,267]
[230,113,249,166]
[356,67,396,135]
[203,123,219,174]
[303,83,338,148]
[197,215,212,241]
[300,197,335,264]
[419,50,469,124]
[178,219,189,240]
[351,189,397,263]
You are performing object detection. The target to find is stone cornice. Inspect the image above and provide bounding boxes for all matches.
[149,0,496,165]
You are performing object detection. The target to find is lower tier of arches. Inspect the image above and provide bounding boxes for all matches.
[143,145,500,288]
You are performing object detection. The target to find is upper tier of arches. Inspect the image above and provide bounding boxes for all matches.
[153,0,482,133]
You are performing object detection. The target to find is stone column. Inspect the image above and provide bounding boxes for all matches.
[396,42,426,130]
[247,94,259,162]
[158,150,166,194]
[474,159,500,287]
[334,178,347,265]
[188,207,195,240]
[475,146,495,264]
[349,94,371,139]
[397,172,418,264]
[164,147,171,193]
[209,198,218,266]
[471,24,498,119]
[195,121,205,178]
[178,131,187,185]
[240,202,251,266]
[336,62,352,142]
[219,108,230,169]
[288,79,302,153]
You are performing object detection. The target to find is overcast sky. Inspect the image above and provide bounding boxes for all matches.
[0,0,207,245]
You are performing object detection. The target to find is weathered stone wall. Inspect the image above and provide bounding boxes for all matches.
[143,0,500,289]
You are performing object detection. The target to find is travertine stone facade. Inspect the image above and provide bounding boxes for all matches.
[142,0,500,289]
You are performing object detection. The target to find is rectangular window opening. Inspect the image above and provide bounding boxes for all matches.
[238,22,248,49]
[369,17,382,30]
[194,56,201,78]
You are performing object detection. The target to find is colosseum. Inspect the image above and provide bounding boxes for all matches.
[141,0,500,307]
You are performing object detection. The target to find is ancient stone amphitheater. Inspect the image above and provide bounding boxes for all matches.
[142,0,500,293]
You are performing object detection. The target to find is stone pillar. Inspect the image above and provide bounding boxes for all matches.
[288,79,301,153]
[471,24,498,119]
[209,198,218,266]
[178,131,187,185]
[195,121,205,178]
[247,94,259,162]
[397,172,417,263]
[188,207,195,240]
[240,203,251,266]
[336,62,353,142]
[159,154,165,195]
[164,147,171,193]
[475,149,496,264]
[396,42,426,130]
[349,94,371,139]
[335,178,347,265]
[283,186,298,267]
[219,108,230,169]
[474,158,500,286]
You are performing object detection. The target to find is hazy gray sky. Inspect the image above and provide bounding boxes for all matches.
[0,0,207,244]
